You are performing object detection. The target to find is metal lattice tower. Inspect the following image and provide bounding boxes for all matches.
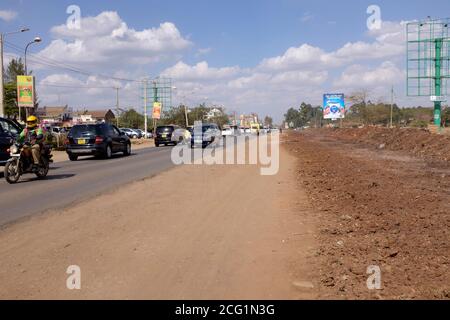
[141,77,173,114]
[151,77,173,110]
[407,18,450,126]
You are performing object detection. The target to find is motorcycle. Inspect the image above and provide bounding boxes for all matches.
[4,141,53,184]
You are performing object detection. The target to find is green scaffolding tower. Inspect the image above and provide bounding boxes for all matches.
[407,18,450,127]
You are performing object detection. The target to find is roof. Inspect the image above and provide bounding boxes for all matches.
[73,109,115,119]
[89,110,113,118]
[38,106,68,118]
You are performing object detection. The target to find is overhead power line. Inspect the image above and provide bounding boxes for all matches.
[3,41,143,83]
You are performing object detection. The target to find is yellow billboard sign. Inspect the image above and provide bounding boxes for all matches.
[17,76,35,108]
[152,102,162,120]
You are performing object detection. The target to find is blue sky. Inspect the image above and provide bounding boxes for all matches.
[1,0,450,121]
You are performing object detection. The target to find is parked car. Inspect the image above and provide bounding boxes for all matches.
[154,125,181,147]
[190,123,221,148]
[144,131,153,138]
[120,128,141,139]
[171,128,191,144]
[66,123,131,161]
[0,117,22,166]
[134,129,146,138]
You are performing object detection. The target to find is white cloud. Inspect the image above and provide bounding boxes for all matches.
[258,44,338,71]
[334,61,404,89]
[162,61,240,81]
[258,21,406,72]
[0,10,17,22]
[38,11,191,67]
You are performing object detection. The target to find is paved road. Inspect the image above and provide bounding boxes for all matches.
[0,146,175,226]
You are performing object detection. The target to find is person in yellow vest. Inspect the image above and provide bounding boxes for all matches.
[18,116,45,170]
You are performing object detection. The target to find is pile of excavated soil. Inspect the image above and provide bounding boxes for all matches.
[283,130,450,299]
[323,127,450,162]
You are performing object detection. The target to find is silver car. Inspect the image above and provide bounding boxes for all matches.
[171,128,191,144]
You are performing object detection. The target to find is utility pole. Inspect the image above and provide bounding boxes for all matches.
[0,34,4,117]
[184,104,189,127]
[153,80,158,136]
[390,85,394,128]
[143,79,148,139]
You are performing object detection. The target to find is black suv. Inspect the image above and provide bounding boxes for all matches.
[0,117,22,166]
[66,123,131,161]
[155,125,180,147]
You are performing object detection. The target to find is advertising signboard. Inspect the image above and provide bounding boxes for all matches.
[152,102,162,119]
[17,75,35,108]
[323,93,345,120]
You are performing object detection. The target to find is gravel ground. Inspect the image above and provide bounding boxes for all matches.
[284,129,450,299]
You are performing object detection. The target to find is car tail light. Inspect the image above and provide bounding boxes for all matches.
[95,136,104,144]
[64,138,70,145]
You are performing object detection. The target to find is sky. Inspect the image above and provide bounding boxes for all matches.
[1,0,450,123]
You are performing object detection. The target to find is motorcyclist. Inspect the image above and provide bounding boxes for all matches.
[18,115,45,170]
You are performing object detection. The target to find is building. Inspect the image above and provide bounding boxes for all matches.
[72,109,116,124]
[239,113,259,127]
[36,105,72,125]
[205,108,223,120]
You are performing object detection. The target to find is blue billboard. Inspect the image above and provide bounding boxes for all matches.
[323,93,345,120]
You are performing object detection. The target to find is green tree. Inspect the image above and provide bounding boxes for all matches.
[161,105,187,126]
[118,108,144,128]
[5,58,26,82]
[284,107,301,128]
[264,116,273,127]
[4,82,19,117]
[2,58,38,119]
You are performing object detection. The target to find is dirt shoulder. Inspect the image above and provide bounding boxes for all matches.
[284,130,450,299]
[0,143,319,299]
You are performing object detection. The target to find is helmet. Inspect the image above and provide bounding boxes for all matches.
[26,115,38,129]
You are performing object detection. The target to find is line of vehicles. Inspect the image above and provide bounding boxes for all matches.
[1,116,276,183]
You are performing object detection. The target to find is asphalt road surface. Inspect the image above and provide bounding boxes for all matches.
[0,146,175,226]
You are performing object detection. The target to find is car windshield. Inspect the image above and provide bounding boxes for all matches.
[70,125,100,136]
[156,126,174,133]
[203,125,217,132]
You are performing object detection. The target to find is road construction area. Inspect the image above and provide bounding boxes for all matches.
[0,128,448,299]
[284,128,449,299]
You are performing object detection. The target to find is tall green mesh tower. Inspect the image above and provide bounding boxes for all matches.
[407,18,450,127]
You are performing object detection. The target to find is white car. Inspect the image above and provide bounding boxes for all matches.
[171,128,191,144]
[221,127,233,137]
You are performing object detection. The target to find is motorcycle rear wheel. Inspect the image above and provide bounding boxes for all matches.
[35,158,49,179]
[4,159,21,184]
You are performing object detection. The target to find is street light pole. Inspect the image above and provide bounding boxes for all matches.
[143,79,148,139]
[23,36,42,118]
[0,28,30,118]
[0,33,4,117]
[25,37,42,75]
